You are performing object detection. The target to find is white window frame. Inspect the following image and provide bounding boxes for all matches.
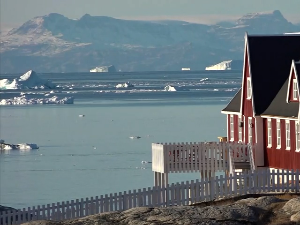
[267,119,272,147]
[230,115,234,141]
[293,79,298,100]
[238,116,242,142]
[296,121,300,152]
[276,119,281,149]
[286,120,290,150]
[248,117,253,144]
[247,77,252,99]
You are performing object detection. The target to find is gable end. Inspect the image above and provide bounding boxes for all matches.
[287,61,299,103]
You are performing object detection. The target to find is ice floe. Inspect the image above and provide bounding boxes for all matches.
[0,142,39,150]
[90,65,116,72]
[129,136,141,139]
[200,78,209,82]
[164,85,177,91]
[205,60,232,70]
[0,95,74,105]
[0,70,56,89]
[116,82,134,88]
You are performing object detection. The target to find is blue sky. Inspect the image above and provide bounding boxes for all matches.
[1,0,300,31]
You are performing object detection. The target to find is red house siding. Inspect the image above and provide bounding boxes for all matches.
[264,118,300,170]
[227,114,230,140]
[288,70,298,102]
[234,115,239,141]
[241,46,255,145]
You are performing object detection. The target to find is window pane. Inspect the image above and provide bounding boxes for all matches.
[293,80,298,99]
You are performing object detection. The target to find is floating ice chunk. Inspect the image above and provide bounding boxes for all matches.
[116,82,134,88]
[90,65,116,72]
[0,70,56,89]
[79,114,85,117]
[141,161,152,164]
[18,143,39,150]
[3,145,13,150]
[129,136,141,139]
[136,167,146,170]
[0,95,74,105]
[205,60,232,70]
[0,143,39,150]
[164,85,177,91]
[200,78,209,82]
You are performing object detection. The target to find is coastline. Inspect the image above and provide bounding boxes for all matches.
[17,193,300,225]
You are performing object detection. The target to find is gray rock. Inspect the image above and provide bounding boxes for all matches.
[283,197,300,214]
[236,196,284,209]
[196,204,259,223]
[20,195,300,225]
[21,221,60,225]
[0,205,16,212]
[291,211,300,223]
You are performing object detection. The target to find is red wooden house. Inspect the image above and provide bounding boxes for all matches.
[221,34,300,172]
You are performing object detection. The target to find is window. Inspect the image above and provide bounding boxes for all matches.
[286,120,290,150]
[248,117,253,144]
[296,122,300,152]
[230,115,234,141]
[247,77,252,99]
[293,79,298,100]
[238,116,242,142]
[267,119,272,147]
[276,120,281,148]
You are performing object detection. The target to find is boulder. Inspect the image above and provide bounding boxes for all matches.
[0,205,16,212]
[291,211,300,223]
[282,197,300,214]
[236,196,284,209]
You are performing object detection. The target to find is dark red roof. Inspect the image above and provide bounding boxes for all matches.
[248,35,300,115]
[222,34,300,117]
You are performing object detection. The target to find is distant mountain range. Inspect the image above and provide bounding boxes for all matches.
[1,10,299,73]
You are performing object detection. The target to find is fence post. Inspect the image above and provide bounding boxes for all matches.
[210,177,215,200]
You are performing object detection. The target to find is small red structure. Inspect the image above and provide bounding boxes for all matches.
[221,33,300,171]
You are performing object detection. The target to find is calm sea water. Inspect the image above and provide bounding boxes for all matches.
[0,70,241,209]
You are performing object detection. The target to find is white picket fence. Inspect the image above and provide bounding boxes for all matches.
[1,169,299,225]
[152,142,252,173]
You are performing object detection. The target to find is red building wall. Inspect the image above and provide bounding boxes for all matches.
[241,46,255,144]
[264,118,300,170]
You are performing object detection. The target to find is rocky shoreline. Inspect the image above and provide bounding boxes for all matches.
[13,193,298,225]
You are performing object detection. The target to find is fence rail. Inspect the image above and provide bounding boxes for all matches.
[1,169,299,225]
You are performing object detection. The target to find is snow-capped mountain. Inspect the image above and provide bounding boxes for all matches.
[1,10,299,73]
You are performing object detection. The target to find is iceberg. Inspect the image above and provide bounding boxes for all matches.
[0,142,39,150]
[129,136,141,139]
[164,85,177,91]
[0,95,74,105]
[284,32,300,34]
[205,60,243,71]
[0,70,56,89]
[90,65,117,73]
[200,78,209,82]
[116,82,134,88]
[205,60,232,70]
